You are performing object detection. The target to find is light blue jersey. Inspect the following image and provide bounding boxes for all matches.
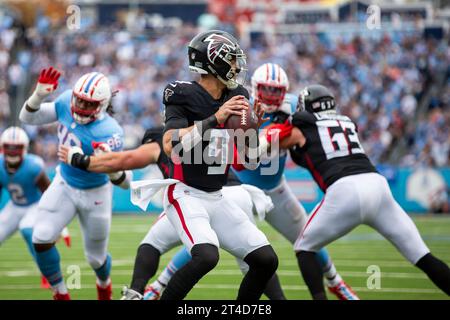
[234,93,297,190]
[0,154,44,206]
[55,90,124,189]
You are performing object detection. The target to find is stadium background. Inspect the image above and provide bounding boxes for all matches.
[0,0,449,299]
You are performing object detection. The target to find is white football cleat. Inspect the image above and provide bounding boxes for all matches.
[120,286,143,300]
[143,280,166,300]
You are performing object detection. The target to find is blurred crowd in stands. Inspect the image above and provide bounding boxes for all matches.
[1,13,449,168]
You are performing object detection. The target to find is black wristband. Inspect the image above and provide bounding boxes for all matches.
[110,171,126,185]
[199,114,219,133]
[71,153,90,171]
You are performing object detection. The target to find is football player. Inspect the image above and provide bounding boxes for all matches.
[142,64,358,300]
[233,63,358,300]
[153,30,278,300]
[277,84,450,299]
[0,126,71,289]
[59,127,282,300]
[19,67,132,300]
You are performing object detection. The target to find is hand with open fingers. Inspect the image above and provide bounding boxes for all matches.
[35,67,61,98]
[214,95,249,124]
[26,66,62,110]
[254,99,270,129]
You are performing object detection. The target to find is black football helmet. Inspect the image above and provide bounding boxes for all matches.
[188,30,247,89]
[297,84,336,113]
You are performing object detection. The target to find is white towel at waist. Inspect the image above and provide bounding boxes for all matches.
[130,179,179,211]
[241,184,274,221]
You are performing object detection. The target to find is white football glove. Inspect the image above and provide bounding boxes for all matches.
[27,67,61,110]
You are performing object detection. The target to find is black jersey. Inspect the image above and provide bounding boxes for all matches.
[163,80,249,192]
[289,111,377,192]
[141,127,170,179]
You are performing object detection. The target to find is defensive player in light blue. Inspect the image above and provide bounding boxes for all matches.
[144,63,358,300]
[19,67,132,300]
[0,126,71,288]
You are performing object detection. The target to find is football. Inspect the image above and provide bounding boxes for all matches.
[224,105,258,132]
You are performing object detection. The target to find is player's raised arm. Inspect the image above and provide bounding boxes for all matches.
[19,67,61,125]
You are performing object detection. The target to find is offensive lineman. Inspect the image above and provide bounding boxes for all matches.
[279,84,450,299]
[19,67,132,300]
[234,63,357,299]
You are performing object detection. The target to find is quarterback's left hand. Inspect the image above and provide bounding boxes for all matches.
[254,99,270,129]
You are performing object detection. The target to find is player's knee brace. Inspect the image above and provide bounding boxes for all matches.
[244,245,278,276]
[190,243,219,274]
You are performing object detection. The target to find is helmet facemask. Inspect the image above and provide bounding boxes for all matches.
[256,83,287,113]
[209,48,247,90]
[71,92,103,125]
[3,143,25,170]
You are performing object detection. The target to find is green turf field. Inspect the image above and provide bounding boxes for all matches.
[0,214,449,300]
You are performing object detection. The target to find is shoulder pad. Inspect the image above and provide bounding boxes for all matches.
[142,127,164,145]
[292,111,317,127]
[163,81,194,105]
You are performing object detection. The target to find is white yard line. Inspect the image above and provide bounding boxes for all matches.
[0,269,428,279]
[0,283,442,294]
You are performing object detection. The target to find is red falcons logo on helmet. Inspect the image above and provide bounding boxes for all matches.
[204,34,236,64]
